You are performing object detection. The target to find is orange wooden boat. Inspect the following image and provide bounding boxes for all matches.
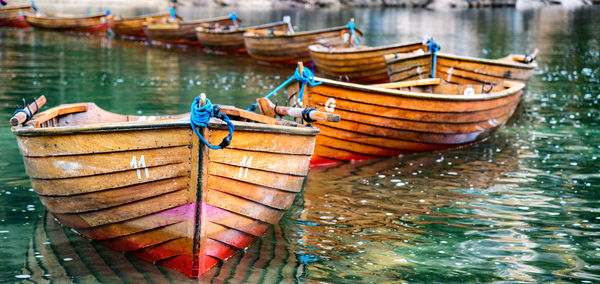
[259,66,524,166]
[195,20,290,53]
[384,49,538,84]
[10,97,324,278]
[109,12,182,39]
[24,12,112,34]
[309,41,428,83]
[243,24,362,65]
[144,15,239,46]
[0,5,34,28]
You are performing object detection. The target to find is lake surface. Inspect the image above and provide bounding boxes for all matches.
[1,5,599,283]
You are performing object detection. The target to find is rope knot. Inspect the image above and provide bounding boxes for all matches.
[294,67,321,105]
[347,21,360,47]
[190,96,234,150]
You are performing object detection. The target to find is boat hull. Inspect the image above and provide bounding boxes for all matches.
[109,13,178,39]
[145,17,235,46]
[0,6,31,28]
[385,52,536,84]
[196,21,288,53]
[244,26,357,65]
[13,104,317,278]
[309,42,427,83]
[296,78,524,165]
[24,14,110,34]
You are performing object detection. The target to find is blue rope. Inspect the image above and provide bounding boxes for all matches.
[428,40,440,78]
[347,21,359,47]
[190,97,234,150]
[169,8,176,20]
[31,1,39,11]
[229,13,238,28]
[246,67,322,111]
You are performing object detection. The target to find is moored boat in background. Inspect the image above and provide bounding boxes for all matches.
[195,19,290,53]
[109,11,181,39]
[24,12,112,34]
[309,41,428,83]
[144,14,239,46]
[10,96,330,278]
[243,23,362,65]
[0,5,34,28]
[384,48,538,84]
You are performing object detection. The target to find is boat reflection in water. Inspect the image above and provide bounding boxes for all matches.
[286,135,560,282]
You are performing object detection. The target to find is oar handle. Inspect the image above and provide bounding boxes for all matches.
[10,96,46,126]
[274,106,340,122]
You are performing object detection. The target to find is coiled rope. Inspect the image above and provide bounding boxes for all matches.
[190,96,234,150]
[229,13,238,28]
[247,67,322,111]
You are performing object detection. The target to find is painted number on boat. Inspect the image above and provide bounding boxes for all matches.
[325,98,336,113]
[130,155,149,179]
[239,156,252,179]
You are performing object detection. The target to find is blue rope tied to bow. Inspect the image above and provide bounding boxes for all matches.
[31,1,39,11]
[190,97,234,150]
[347,21,359,47]
[229,13,238,28]
[169,8,176,20]
[246,67,322,111]
[428,40,440,78]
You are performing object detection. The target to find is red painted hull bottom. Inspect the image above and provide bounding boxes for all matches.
[55,201,263,278]
[0,16,29,28]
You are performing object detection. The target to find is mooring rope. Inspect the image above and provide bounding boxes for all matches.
[190,97,234,150]
[247,67,322,111]
[347,21,360,47]
[229,13,238,28]
[428,40,440,78]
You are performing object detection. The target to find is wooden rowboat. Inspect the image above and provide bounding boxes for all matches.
[109,12,182,39]
[309,41,428,83]
[24,13,112,34]
[243,25,362,65]
[144,15,239,46]
[195,20,290,53]
[0,5,33,28]
[274,67,524,166]
[384,49,538,84]
[11,100,321,278]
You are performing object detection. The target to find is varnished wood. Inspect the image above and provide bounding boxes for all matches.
[309,41,427,83]
[385,51,537,84]
[195,21,289,53]
[144,15,237,46]
[109,12,181,38]
[244,25,362,65]
[24,13,112,34]
[11,101,318,278]
[0,5,33,28]
[281,76,524,165]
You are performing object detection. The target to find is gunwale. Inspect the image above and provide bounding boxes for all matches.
[308,41,423,55]
[195,20,286,35]
[243,24,362,38]
[386,52,536,70]
[0,5,32,12]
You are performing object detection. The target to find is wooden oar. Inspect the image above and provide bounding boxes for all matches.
[10,96,46,126]
[256,97,340,123]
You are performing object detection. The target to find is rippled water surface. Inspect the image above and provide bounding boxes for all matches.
[1,5,599,283]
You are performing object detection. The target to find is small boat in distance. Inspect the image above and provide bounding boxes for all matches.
[243,22,362,65]
[309,41,428,83]
[195,19,291,53]
[109,11,182,39]
[24,12,112,34]
[260,65,524,166]
[0,5,35,28]
[10,94,337,278]
[144,14,239,46]
[384,47,538,84]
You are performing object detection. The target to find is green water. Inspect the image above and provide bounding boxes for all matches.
[1,6,599,283]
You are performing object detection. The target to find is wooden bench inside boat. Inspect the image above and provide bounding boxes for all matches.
[372,78,516,96]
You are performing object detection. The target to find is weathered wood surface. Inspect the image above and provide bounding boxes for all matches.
[244,25,360,65]
[24,13,111,33]
[385,52,536,84]
[309,41,427,83]
[291,77,524,165]
[144,15,236,46]
[196,21,288,52]
[0,5,32,28]
[12,101,317,278]
[109,13,180,38]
